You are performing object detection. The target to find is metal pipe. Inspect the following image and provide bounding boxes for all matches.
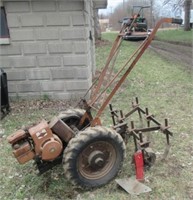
[89,36,148,106]
[91,18,174,126]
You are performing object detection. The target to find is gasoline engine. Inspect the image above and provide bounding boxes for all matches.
[8,120,63,164]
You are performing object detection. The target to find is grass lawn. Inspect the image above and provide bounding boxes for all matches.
[155,28,193,45]
[1,32,193,200]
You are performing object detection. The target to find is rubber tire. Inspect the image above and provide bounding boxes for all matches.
[63,126,126,188]
[59,108,89,130]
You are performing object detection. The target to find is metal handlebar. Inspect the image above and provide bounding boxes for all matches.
[90,18,182,126]
[172,18,183,25]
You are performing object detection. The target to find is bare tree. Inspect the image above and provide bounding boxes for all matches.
[184,0,192,30]
[164,0,192,31]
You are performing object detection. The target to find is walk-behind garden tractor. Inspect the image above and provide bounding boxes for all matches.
[8,18,182,189]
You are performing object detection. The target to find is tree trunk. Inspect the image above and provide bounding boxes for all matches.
[94,10,102,40]
[184,0,191,31]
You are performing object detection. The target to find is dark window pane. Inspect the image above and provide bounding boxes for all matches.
[0,7,10,38]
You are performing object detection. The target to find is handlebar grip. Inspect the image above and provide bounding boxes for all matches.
[172,18,183,24]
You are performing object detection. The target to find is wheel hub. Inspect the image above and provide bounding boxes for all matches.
[77,140,118,180]
[88,150,105,169]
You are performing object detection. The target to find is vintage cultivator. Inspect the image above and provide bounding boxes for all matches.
[8,18,182,188]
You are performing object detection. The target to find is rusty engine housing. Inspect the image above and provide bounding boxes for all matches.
[8,120,63,164]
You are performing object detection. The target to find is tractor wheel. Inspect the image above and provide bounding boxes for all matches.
[63,126,126,188]
[58,108,89,131]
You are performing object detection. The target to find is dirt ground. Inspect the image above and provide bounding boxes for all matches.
[96,37,192,70]
[150,40,192,70]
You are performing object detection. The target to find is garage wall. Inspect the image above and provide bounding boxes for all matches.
[0,0,96,100]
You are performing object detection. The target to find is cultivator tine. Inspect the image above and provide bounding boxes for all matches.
[162,144,171,160]
[133,134,138,152]
[110,98,173,163]
[139,132,143,143]
[109,104,117,126]
[119,110,124,123]
[145,108,151,128]
[132,98,143,125]
[130,121,140,151]
[161,119,172,160]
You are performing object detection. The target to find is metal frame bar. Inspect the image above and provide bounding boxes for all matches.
[79,18,182,128]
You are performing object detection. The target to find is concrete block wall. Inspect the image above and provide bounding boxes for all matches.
[0,0,97,100]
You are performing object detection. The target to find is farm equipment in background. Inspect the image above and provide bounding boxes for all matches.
[8,18,182,189]
[122,6,151,41]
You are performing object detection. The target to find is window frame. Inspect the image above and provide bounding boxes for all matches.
[0,6,10,45]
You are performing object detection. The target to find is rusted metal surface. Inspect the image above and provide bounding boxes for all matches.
[79,18,182,130]
[29,120,53,154]
[78,104,93,129]
[89,40,146,107]
[90,25,126,101]
[49,116,75,142]
[13,141,35,164]
[90,117,102,126]
[91,18,175,124]
[7,129,27,144]
[28,120,63,160]
[8,120,63,164]
[109,97,172,162]
[78,141,116,180]
[8,129,35,164]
